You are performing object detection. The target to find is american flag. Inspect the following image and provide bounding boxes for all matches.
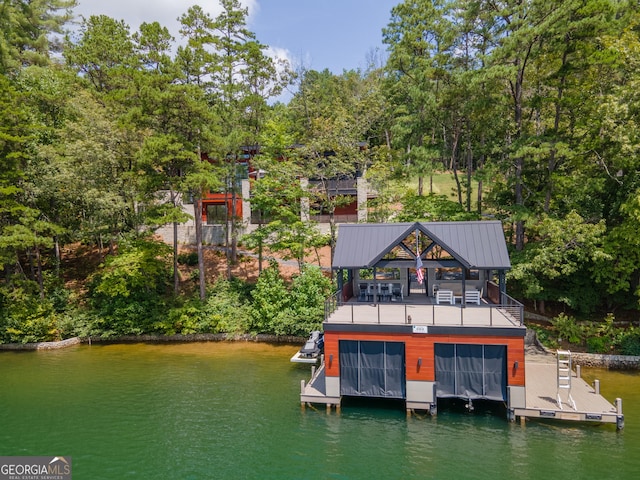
[416,255,424,284]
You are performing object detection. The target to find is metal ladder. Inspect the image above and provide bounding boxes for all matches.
[557,350,576,410]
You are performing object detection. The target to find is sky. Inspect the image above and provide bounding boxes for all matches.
[71,0,401,75]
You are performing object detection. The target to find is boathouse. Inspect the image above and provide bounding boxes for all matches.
[300,221,624,428]
[301,221,526,415]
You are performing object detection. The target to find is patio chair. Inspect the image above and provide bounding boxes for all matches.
[436,290,454,305]
[464,289,481,305]
[380,284,390,302]
[358,283,368,302]
[367,283,376,302]
[392,284,403,302]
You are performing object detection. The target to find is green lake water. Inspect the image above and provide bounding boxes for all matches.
[1,342,639,479]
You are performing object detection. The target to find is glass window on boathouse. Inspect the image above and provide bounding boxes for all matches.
[339,340,406,399]
[435,344,507,402]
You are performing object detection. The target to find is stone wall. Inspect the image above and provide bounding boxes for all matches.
[527,328,640,369]
[570,352,640,370]
[0,336,82,351]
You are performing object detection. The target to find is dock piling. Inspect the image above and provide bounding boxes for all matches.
[594,379,600,395]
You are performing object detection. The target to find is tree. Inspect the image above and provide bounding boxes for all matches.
[0,0,76,76]
[206,0,291,272]
[289,69,378,262]
[508,211,609,314]
[64,14,138,94]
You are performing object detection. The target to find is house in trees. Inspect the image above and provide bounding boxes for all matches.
[157,145,374,244]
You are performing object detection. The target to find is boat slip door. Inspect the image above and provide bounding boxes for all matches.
[339,340,406,398]
[434,344,507,401]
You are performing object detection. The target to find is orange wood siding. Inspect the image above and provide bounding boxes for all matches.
[324,331,525,387]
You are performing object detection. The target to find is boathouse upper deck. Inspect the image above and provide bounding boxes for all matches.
[324,283,524,330]
[328,221,523,331]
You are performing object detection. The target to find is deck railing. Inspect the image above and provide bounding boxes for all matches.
[323,290,524,327]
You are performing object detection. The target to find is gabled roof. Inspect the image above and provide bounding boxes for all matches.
[332,221,511,270]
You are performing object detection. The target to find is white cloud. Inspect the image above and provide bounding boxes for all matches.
[72,0,258,44]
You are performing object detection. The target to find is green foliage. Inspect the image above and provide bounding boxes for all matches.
[617,330,640,356]
[509,212,609,313]
[250,260,289,333]
[203,278,253,334]
[551,313,584,345]
[249,260,333,336]
[177,252,199,266]
[3,0,640,342]
[586,336,610,354]
[88,238,171,335]
[278,265,333,336]
[396,191,480,222]
[0,0,76,75]
[153,278,253,335]
[0,281,60,343]
[528,324,558,350]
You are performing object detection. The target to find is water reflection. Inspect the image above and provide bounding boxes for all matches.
[1,343,638,479]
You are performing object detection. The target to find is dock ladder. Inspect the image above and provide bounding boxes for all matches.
[557,350,577,410]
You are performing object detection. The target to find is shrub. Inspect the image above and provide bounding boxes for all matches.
[551,313,583,345]
[528,324,558,349]
[586,336,610,353]
[617,331,640,356]
[177,252,199,266]
[0,282,62,343]
[204,279,252,334]
[286,265,333,335]
[88,238,171,335]
[250,260,290,333]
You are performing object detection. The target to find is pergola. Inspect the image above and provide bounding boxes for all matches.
[332,221,511,301]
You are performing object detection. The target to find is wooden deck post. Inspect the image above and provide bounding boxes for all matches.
[616,398,624,430]
[576,364,581,378]
[594,379,600,395]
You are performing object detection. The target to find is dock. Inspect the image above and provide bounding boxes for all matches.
[300,354,625,429]
[512,359,624,429]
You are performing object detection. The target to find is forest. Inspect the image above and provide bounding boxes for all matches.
[1,0,639,350]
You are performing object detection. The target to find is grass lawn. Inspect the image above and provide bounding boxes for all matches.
[402,171,481,209]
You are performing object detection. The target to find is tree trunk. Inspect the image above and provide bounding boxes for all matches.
[171,190,179,295]
[173,221,179,295]
[35,245,44,300]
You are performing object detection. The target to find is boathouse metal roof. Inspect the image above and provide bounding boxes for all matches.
[332,221,511,270]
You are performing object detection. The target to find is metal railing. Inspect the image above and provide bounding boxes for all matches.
[323,291,524,327]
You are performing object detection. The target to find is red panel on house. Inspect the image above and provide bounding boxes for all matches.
[323,331,525,387]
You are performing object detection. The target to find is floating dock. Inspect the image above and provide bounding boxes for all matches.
[290,351,321,364]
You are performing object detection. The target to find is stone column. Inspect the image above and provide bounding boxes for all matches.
[300,177,310,222]
[357,177,368,222]
[241,179,251,227]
